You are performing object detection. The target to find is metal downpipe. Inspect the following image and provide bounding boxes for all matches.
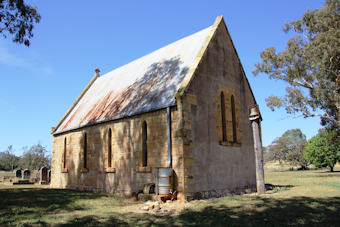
[167,107,172,168]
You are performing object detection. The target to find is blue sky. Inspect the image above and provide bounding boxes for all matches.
[0,0,324,156]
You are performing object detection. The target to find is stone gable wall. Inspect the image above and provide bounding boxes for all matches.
[181,22,257,199]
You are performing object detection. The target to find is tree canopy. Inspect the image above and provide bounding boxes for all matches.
[253,0,340,130]
[0,145,19,171]
[0,143,50,171]
[0,0,41,46]
[267,129,309,168]
[305,129,340,172]
[19,143,50,170]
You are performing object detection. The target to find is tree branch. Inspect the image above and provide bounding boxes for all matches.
[305,113,337,124]
[291,79,314,89]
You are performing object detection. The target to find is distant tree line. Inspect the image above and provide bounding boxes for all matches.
[264,129,340,172]
[0,143,50,171]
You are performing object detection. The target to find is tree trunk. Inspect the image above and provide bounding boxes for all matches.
[330,166,334,172]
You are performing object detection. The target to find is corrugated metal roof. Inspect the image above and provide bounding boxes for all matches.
[54,25,214,134]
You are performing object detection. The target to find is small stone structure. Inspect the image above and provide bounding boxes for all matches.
[15,169,22,178]
[23,169,30,179]
[12,169,34,185]
[39,167,49,184]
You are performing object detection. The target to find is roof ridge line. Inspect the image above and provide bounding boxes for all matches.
[100,25,213,79]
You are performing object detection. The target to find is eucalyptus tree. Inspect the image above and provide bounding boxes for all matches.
[254,0,340,130]
[0,0,41,46]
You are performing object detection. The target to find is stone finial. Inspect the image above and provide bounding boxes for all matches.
[95,68,100,77]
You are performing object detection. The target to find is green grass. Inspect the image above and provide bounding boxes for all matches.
[1,167,340,226]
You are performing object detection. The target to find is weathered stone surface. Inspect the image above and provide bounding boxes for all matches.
[181,19,257,198]
[51,108,184,197]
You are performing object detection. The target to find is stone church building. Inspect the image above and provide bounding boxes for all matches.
[51,16,260,201]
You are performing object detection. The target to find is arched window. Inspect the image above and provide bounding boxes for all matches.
[108,128,112,168]
[220,92,227,142]
[63,137,67,169]
[231,95,237,143]
[83,133,87,169]
[142,121,148,167]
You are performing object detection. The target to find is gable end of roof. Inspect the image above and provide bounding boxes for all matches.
[176,16,223,97]
[176,16,258,105]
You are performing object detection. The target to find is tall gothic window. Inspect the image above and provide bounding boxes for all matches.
[221,92,227,141]
[231,95,237,143]
[83,133,87,169]
[108,128,112,168]
[63,137,67,169]
[142,121,148,167]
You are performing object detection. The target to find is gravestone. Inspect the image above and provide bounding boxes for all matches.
[23,169,30,179]
[39,167,48,184]
[15,169,22,178]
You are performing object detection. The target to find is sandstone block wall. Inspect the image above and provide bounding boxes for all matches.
[51,108,185,197]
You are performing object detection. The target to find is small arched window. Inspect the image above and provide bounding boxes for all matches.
[231,95,237,143]
[63,137,67,169]
[220,92,227,142]
[108,128,112,168]
[142,121,148,167]
[83,133,87,169]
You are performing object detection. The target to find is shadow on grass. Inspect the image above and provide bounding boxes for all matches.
[265,184,294,191]
[313,174,340,178]
[317,171,340,173]
[58,197,340,227]
[58,215,130,227]
[1,187,340,226]
[0,187,106,225]
[58,215,128,227]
